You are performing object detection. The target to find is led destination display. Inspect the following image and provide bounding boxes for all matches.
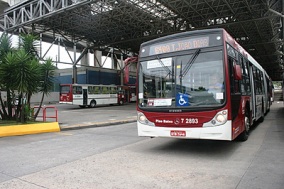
[149,36,209,55]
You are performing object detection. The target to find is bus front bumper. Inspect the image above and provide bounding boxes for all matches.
[137,121,232,141]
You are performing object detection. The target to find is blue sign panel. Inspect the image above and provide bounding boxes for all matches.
[176,93,189,106]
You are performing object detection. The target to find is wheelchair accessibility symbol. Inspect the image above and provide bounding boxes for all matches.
[176,94,189,106]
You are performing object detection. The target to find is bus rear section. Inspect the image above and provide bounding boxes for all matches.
[137,28,270,141]
[60,84,73,104]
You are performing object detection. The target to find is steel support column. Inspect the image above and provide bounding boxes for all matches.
[72,42,77,84]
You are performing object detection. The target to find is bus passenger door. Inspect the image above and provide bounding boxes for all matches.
[83,89,88,106]
[228,57,242,121]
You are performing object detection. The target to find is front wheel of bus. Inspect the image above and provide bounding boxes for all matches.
[119,99,124,105]
[89,100,96,108]
[238,112,250,141]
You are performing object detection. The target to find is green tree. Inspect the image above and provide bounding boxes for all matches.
[0,33,14,120]
[4,49,41,122]
[0,33,56,123]
[33,58,56,120]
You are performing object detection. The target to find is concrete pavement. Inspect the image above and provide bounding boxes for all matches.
[0,103,137,138]
[58,103,137,131]
[0,101,284,188]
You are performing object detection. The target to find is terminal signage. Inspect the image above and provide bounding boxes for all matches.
[149,36,209,55]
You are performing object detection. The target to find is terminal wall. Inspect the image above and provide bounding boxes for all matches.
[31,92,59,105]
[0,67,136,105]
[55,67,136,85]
[0,91,59,105]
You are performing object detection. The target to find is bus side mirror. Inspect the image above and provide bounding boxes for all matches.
[234,65,242,80]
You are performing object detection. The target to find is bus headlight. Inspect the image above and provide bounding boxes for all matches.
[137,112,155,126]
[214,110,227,125]
[138,114,146,123]
[203,110,228,127]
[216,114,226,123]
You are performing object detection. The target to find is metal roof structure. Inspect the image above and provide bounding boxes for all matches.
[0,0,283,80]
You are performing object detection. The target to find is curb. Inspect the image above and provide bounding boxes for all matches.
[60,119,137,131]
[0,122,60,137]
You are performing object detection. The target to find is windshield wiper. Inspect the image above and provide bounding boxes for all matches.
[156,55,172,76]
[180,49,201,77]
[156,55,172,73]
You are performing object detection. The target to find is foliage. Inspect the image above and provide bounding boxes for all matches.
[273,81,282,89]
[0,33,14,120]
[34,58,56,119]
[0,32,56,123]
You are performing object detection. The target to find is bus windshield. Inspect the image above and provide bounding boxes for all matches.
[138,50,224,108]
[60,85,71,94]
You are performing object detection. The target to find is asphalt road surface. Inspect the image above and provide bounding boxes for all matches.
[38,103,137,128]
[0,102,283,188]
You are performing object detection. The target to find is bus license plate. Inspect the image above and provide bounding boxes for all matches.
[170,130,186,137]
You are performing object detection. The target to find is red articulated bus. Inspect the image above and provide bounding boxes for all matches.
[137,28,272,141]
[60,84,125,108]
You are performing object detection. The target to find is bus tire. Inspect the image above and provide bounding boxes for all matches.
[119,99,124,105]
[89,100,96,108]
[266,98,270,114]
[238,111,250,141]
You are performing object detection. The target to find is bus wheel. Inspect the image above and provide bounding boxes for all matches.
[119,99,124,105]
[238,112,250,141]
[266,98,271,113]
[89,100,96,108]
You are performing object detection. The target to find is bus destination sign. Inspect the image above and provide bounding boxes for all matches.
[149,36,209,55]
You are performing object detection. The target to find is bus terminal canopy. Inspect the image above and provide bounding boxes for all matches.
[0,0,283,80]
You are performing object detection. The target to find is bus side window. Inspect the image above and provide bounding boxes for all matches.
[258,69,264,93]
[234,62,241,93]
[227,44,240,94]
[228,56,241,94]
[94,86,100,94]
[102,87,109,94]
[240,56,245,94]
[252,66,263,95]
[73,86,82,94]
[110,87,117,94]
[88,86,94,94]
[240,57,250,95]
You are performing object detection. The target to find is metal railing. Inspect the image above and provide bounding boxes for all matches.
[33,106,58,122]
